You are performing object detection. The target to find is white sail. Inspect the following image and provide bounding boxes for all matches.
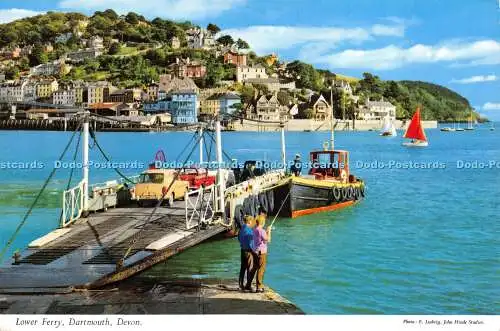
[381,118,391,133]
[380,117,397,136]
[390,123,397,136]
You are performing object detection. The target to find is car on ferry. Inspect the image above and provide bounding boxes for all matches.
[178,167,216,190]
[131,169,189,207]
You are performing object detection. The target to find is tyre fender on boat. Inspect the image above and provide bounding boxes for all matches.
[243,197,252,217]
[233,204,244,229]
[333,186,342,202]
[250,195,258,217]
[360,185,365,198]
[258,192,269,214]
[341,187,349,201]
[267,189,275,213]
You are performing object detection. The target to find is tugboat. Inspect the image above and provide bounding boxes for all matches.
[273,92,365,218]
[273,141,365,218]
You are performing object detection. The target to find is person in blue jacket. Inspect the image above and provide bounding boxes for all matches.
[238,215,256,291]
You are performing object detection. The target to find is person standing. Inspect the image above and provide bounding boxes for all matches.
[238,216,255,291]
[253,214,272,292]
[290,154,302,176]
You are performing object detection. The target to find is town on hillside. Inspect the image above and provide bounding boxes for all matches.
[0,10,472,130]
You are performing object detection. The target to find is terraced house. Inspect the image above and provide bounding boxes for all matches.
[169,90,198,124]
[36,79,59,100]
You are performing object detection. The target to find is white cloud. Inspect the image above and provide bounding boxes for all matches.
[450,75,498,84]
[220,23,406,54]
[0,8,44,23]
[483,102,500,110]
[59,0,245,20]
[310,40,500,70]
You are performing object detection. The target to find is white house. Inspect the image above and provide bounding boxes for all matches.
[186,28,215,49]
[236,64,268,82]
[87,36,104,49]
[359,100,396,121]
[52,88,76,106]
[30,60,68,76]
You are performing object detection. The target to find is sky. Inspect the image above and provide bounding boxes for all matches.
[1,0,499,119]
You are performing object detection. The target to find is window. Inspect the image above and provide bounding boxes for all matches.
[139,173,164,184]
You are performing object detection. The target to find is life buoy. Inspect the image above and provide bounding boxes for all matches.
[333,186,342,202]
[340,170,347,182]
[267,190,275,213]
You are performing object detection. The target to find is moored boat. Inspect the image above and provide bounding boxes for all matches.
[402,107,428,147]
[273,144,365,218]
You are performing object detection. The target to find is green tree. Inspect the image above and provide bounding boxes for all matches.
[217,35,234,46]
[236,38,250,50]
[29,44,49,66]
[125,12,140,25]
[277,91,291,105]
[108,42,121,55]
[206,23,221,35]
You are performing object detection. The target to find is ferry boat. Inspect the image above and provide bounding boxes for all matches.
[402,107,428,147]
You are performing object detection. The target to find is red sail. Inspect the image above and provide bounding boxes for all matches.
[404,108,427,141]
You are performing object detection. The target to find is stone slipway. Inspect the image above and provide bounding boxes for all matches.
[0,279,303,314]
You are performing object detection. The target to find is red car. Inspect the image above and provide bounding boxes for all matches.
[178,168,216,190]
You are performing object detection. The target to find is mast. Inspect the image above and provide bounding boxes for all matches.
[215,115,225,214]
[280,121,286,170]
[82,111,89,213]
[198,126,203,165]
[330,84,335,150]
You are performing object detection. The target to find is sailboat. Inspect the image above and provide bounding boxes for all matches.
[380,117,397,136]
[490,122,495,131]
[402,107,428,147]
[465,109,475,130]
[456,121,464,132]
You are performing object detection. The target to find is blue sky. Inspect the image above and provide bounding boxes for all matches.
[1,0,499,119]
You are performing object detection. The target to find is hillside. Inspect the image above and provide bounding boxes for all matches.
[0,10,475,121]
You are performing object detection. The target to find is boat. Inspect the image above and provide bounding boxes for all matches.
[273,145,365,218]
[465,109,475,130]
[456,122,464,132]
[491,122,495,131]
[441,126,454,132]
[402,107,428,147]
[273,87,365,218]
[380,117,397,136]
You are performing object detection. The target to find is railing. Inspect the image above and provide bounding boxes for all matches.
[89,174,140,192]
[184,184,217,230]
[60,180,84,228]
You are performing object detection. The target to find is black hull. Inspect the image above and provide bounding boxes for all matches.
[273,181,364,218]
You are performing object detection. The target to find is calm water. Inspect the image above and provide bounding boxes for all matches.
[0,126,498,314]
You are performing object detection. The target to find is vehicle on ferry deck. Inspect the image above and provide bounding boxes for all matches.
[131,169,189,207]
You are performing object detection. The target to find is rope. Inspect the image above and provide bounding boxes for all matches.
[0,121,83,262]
[205,131,233,162]
[118,132,204,267]
[88,128,136,184]
[269,190,291,229]
[174,131,198,162]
